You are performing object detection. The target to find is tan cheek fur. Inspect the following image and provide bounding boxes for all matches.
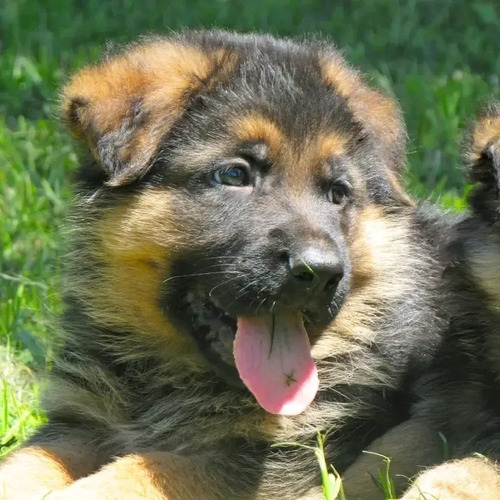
[65,188,201,363]
[313,205,415,363]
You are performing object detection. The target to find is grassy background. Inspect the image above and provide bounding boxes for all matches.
[1,0,499,484]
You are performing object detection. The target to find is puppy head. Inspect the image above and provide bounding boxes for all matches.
[62,37,239,187]
[62,32,408,195]
[62,32,411,411]
[464,101,500,222]
[461,103,500,318]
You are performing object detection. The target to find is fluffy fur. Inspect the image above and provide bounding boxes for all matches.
[344,103,500,500]
[0,32,489,499]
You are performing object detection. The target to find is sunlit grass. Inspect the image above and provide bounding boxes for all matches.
[0,346,45,458]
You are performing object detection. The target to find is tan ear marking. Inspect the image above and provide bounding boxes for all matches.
[61,41,238,185]
[320,54,406,171]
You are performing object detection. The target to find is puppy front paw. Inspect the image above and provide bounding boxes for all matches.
[401,457,500,500]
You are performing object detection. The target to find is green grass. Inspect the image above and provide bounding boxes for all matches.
[1,0,499,495]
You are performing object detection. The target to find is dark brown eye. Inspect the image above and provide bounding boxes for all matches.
[213,162,250,187]
[327,182,350,204]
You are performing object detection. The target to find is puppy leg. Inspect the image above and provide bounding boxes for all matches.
[47,452,231,500]
[342,419,445,500]
[401,457,500,500]
[0,433,101,500]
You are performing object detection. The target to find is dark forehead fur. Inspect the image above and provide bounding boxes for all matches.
[71,30,406,199]
[134,30,358,139]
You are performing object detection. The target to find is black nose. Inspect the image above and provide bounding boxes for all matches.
[288,247,344,292]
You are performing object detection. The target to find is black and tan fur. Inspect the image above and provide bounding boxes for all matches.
[343,103,500,500]
[0,31,484,499]
[401,103,500,499]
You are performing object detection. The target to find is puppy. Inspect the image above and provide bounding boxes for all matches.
[344,103,500,500]
[0,31,461,499]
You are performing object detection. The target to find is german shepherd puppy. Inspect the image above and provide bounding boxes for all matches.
[343,103,500,500]
[0,31,464,499]
[403,103,500,499]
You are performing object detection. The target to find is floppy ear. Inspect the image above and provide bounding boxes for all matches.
[62,40,231,186]
[464,102,500,221]
[319,51,414,207]
[320,51,407,173]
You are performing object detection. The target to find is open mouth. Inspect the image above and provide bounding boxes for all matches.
[176,291,320,416]
[185,292,238,368]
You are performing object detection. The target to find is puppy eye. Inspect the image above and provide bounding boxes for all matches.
[213,163,250,187]
[327,182,350,204]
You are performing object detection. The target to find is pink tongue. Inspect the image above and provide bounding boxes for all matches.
[233,313,319,415]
